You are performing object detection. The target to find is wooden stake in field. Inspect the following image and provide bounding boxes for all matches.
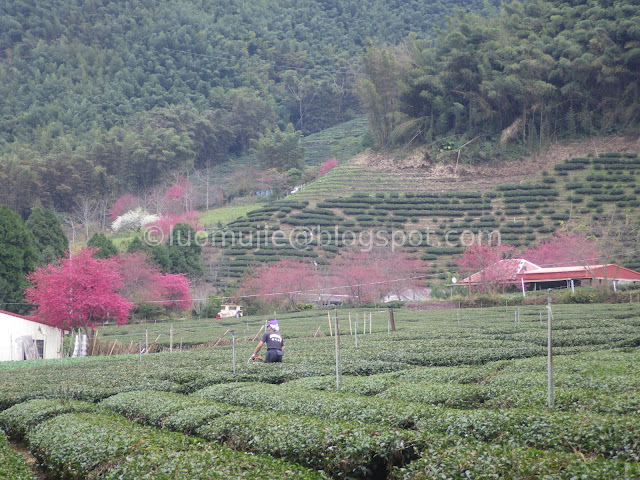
[369,312,372,334]
[251,325,264,342]
[91,331,98,356]
[348,312,352,335]
[169,325,174,352]
[388,307,396,332]
[328,311,333,337]
[214,328,230,347]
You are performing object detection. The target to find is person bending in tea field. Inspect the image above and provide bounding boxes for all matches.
[251,320,284,363]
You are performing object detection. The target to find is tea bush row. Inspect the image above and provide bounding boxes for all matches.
[100,391,418,479]
[391,435,640,479]
[26,411,323,480]
[0,428,36,480]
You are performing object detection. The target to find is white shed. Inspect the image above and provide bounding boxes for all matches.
[0,310,66,362]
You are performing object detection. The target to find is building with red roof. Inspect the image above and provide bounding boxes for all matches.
[461,260,640,291]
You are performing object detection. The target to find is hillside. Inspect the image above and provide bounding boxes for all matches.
[299,136,640,198]
[210,135,640,289]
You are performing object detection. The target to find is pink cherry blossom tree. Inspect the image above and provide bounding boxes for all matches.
[456,243,518,293]
[26,247,134,343]
[112,252,193,317]
[236,258,318,311]
[521,232,601,268]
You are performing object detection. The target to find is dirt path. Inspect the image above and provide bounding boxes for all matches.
[10,440,49,480]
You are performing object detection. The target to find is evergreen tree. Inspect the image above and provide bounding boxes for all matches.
[166,223,202,277]
[25,208,69,265]
[87,233,118,259]
[151,245,172,273]
[0,205,38,313]
[126,236,147,254]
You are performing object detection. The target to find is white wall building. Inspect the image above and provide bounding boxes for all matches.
[0,309,66,362]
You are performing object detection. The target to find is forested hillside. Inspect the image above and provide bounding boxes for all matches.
[0,0,496,215]
[0,0,638,218]
[359,0,640,153]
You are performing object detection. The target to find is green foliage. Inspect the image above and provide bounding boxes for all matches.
[87,233,118,258]
[252,124,306,172]
[2,304,640,478]
[27,412,322,479]
[100,391,229,429]
[0,205,38,313]
[125,236,146,254]
[196,410,418,479]
[151,244,172,273]
[0,398,97,441]
[25,208,68,265]
[364,0,640,150]
[166,223,202,276]
[0,429,36,480]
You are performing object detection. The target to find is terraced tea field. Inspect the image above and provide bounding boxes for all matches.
[2,303,639,478]
[206,151,640,288]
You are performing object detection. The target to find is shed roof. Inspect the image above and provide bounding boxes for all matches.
[460,258,540,285]
[460,261,640,285]
[517,264,640,282]
[0,309,68,331]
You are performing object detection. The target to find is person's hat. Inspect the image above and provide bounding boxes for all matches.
[268,320,279,332]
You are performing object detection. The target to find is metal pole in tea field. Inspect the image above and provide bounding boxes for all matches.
[369,312,372,333]
[145,329,148,352]
[334,310,342,389]
[547,289,554,409]
[170,325,173,352]
[231,330,236,375]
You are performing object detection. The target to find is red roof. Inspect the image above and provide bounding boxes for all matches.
[0,309,69,331]
[461,259,540,285]
[517,264,640,282]
[460,260,640,286]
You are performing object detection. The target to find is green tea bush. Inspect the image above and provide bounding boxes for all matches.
[0,399,98,441]
[196,410,419,479]
[0,428,37,480]
[27,412,323,480]
[99,391,231,429]
[391,436,640,480]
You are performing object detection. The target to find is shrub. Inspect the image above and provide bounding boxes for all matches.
[0,429,36,480]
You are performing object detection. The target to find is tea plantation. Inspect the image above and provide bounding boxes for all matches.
[1,303,639,478]
[212,152,640,288]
